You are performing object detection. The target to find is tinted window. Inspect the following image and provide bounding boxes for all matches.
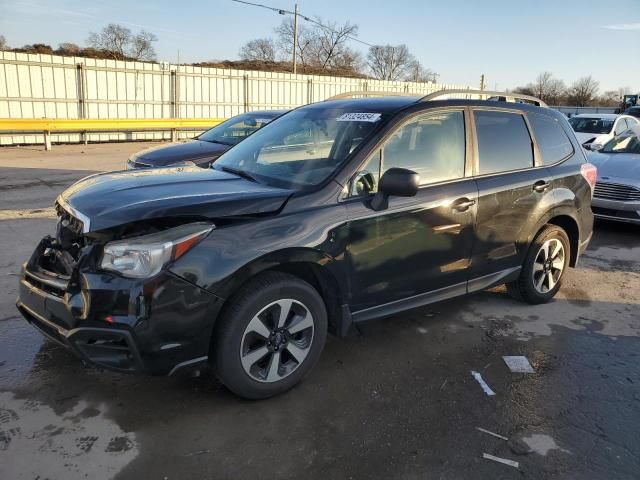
[382,111,465,185]
[568,117,614,134]
[198,113,276,145]
[474,111,534,174]
[528,114,573,165]
[601,131,640,154]
[351,150,381,196]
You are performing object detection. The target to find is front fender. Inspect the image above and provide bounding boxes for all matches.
[168,205,350,299]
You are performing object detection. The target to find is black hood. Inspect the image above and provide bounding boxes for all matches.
[134,140,230,166]
[58,167,293,232]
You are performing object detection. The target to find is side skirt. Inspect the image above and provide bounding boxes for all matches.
[350,266,522,325]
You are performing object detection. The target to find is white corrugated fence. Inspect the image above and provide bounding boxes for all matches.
[0,51,470,145]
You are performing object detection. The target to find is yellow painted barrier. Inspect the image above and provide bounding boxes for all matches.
[0,118,226,150]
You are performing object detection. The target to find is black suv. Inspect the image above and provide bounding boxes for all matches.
[17,91,595,399]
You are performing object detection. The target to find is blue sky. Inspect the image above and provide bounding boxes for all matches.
[1,0,639,92]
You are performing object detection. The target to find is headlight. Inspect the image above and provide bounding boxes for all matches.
[100,222,214,278]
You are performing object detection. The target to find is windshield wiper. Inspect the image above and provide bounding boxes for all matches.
[218,165,258,183]
[200,138,234,146]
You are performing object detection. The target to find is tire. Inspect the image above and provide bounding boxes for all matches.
[507,225,570,304]
[212,271,328,399]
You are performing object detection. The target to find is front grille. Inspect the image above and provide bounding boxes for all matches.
[592,207,640,220]
[24,270,69,298]
[593,182,640,202]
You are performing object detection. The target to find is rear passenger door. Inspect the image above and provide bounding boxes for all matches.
[469,109,554,287]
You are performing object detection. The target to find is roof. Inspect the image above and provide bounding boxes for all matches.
[309,96,421,113]
[312,96,552,117]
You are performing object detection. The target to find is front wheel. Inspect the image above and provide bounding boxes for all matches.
[507,225,570,304]
[213,272,327,399]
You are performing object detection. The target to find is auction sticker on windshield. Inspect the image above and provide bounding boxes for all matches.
[336,113,382,122]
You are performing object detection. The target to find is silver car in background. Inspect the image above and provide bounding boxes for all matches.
[588,125,640,224]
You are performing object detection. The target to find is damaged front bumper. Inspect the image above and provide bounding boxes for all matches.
[16,236,223,376]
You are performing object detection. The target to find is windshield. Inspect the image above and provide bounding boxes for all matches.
[198,113,276,145]
[568,117,614,134]
[601,131,640,154]
[213,107,385,189]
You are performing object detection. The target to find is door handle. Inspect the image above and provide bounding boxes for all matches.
[452,198,476,212]
[533,181,551,193]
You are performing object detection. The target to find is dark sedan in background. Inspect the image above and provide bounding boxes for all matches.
[127,110,287,169]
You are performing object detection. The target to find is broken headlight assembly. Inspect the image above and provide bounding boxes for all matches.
[100,222,214,278]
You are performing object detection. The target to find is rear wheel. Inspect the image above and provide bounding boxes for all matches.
[507,225,570,304]
[213,272,327,399]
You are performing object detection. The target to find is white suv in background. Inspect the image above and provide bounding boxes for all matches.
[568,114,638,150]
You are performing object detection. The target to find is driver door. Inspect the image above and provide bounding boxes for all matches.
[344,109,478,313]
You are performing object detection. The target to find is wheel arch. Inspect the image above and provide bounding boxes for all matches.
[214,247,351,337]
[528,210,580,267]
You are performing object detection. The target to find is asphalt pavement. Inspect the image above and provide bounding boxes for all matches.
[1,142,639,480]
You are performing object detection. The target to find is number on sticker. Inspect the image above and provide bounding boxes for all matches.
[336,113,382,122]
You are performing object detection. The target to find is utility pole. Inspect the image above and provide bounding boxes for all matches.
[292,3,298,74]
[480,74,485,91]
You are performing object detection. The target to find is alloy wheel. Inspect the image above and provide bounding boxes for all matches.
[239,299,314,383]
[532,238,565,294]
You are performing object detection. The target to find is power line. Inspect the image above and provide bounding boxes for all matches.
[230,0,375,48]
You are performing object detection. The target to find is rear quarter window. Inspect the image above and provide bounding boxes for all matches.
[528,114,574,165]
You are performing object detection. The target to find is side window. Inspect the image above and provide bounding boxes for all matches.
[528,114,574,165]
[474,110,534,175]
[627,117,638,128]
[381,111,466,185]
[615,119,628,136]
[351,150,381,196]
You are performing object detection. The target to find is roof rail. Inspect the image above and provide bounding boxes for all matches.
[419,89,548,107]
[325,91,420,101]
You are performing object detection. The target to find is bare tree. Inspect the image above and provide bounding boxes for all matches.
[275,19,318,67]
[87,24,157,61]
[0,35,6,50]
[239,38,276,62]
[312,19,358,69]
[129,30,157,61]
[87,24,131,59]
[533,72,566,104]
[330,47,363,73]
[514,72,565,104]
[57,42,81,55]
[599,90,622,107]
[567,76,600,106]
[405,60,435,83]
[367,44,414,80]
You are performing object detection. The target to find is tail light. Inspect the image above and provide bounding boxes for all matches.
[581,163,597,197]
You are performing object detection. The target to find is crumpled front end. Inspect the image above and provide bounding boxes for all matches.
[16,204,223,376]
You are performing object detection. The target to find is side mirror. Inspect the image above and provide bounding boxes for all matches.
[369,168,419,211]
[585,142,603,152]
